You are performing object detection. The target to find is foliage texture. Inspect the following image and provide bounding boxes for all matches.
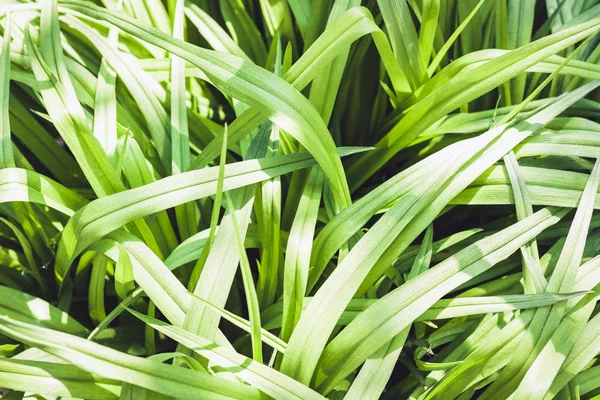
[0,0,599,398]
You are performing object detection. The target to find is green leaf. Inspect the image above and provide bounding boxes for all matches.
[0,316,262,400]
[170,0,197,242]
[503,150,545,293]
[184,3,249,59]
[115,245,135,299]
[0,168,86,216]
[55,147,363,279]
[0,11,15,169]
[317,207,569,392]
[0,358,120,400]
[507,0,536,103]
[129,309,326,400]
[226,190,263,363]
[0,284,87,335]
[27,1,123,197]
[60,0,354,209]
[280,167,324,342]
[377,0,427,89]
[348,19,600,189]
[89,254,109,323]
[483,157,600,399]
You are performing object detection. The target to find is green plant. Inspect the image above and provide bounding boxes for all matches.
[0,0,599,398]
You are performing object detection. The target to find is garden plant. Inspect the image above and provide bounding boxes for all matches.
[0,0,600,398]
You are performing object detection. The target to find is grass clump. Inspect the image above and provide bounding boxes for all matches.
[0,0,599,398]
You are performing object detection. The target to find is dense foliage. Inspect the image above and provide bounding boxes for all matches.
[0,0,599,398]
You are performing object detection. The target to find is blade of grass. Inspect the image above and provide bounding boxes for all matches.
[130,309,325,400]
[0,12,14,169]
[0,316,262,400]
[226,191,263,363]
